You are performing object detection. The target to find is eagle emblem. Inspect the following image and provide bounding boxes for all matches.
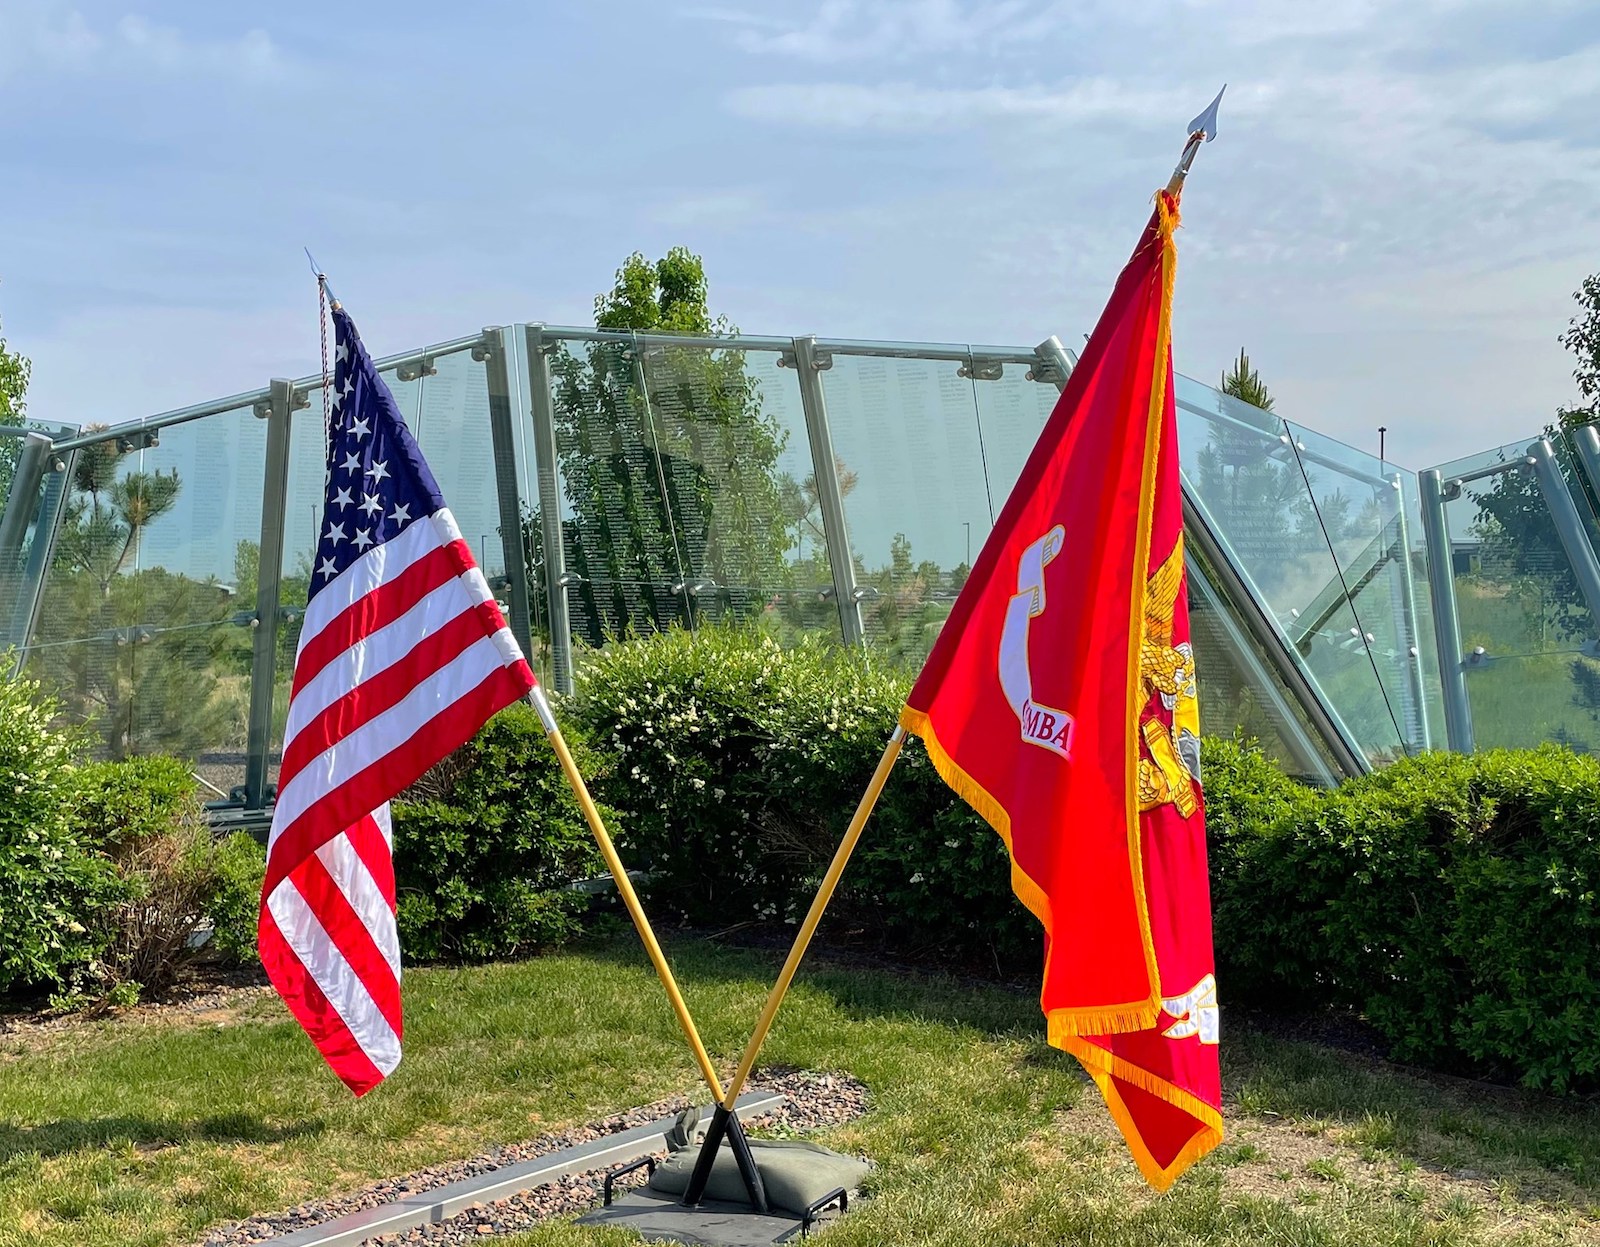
[1138,535,1201,816]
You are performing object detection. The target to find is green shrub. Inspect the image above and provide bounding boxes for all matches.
[205,833,265,965]
[1212,744,1600,1093]
[392,702,604,962]
[1198,733,1321,1000]
[574,626,1036,961]
[69,757,254,996]
[0,671,118,994]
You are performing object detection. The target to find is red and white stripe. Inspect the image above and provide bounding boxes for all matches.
[260,507,534,1094]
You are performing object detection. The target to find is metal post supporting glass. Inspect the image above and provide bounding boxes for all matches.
[244,380,298,812]
[1528,437,1600,633]
[1031,335,1077,387]
[788,336,865,646]
[1385,473,1432,750]
[1417,468,1473,752]
[12,447,75,671]
[1569,423,1600,514]
[1182,492,1368,776]
[477,327,536,664]
[0,432,54,655]
[524,326,575,695]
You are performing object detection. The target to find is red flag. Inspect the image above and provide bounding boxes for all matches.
[900,189,1222,1188]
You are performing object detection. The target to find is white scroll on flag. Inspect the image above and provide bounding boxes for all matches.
[258,307,534,1094]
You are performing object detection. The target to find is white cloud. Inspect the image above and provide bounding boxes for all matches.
[0,3,285,83]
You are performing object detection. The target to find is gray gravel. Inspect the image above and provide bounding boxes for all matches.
[196,1068,869,1246]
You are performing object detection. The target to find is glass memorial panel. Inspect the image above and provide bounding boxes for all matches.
[1281,420,1443,756]
[633,338,841,644]
[1186,546,1340,784]
[820,348,992,667]
[28,408,266,794]
[1434,437,1600,751]
[1174,374,1401,763]
[971,357,1060,514]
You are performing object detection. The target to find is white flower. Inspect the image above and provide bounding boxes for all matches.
[909,872,925,884]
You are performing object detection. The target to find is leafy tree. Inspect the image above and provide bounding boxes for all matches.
[549,248,796,643]
[0,289,33,504]
[1558,273,1600,431]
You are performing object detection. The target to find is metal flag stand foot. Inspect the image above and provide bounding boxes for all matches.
[527,686,772,1214]
[679,726,906,1208]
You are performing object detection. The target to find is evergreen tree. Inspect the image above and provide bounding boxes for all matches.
[30,434,233,761]
[1220,348,1274,411]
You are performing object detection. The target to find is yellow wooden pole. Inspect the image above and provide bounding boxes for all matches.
[717,726,905,1110]
[529,688,726,1101]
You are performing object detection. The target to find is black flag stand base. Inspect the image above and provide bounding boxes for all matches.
[682,1104,769,1211]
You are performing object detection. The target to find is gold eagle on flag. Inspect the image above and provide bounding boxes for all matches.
[1138,535,1200,817]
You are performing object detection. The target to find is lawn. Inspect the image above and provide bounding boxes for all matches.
[3,936,1599,1247]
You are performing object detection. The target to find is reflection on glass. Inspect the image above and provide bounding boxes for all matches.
[1187,544,1339,783]
[547,333,839,650]
[1175,375,1407,763]
[821,350,990,666]
[27,409,266,793]
[1434,436,1600,751]
[1282,419,1442,755]
[972,361,1059,513]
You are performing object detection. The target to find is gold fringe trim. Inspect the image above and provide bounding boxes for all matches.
[1114,189,1181,1027]
[1048,1003,1161,1042]
[1062,1033,1224,1192]
[899,706,1053,929]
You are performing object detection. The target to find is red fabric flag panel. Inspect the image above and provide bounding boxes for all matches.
[900,190,1223,1189]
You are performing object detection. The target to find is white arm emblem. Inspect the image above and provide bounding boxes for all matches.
[1161,973,1219,1045]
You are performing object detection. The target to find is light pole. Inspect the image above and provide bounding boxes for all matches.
[963,521,971,568]
[1378,426,1387,464]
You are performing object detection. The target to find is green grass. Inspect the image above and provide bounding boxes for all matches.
[1456,580,1600,751]
[4,937,1600,1246]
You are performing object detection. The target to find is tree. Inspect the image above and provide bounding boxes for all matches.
[28,436,235,761]
[548,248,797,643]
[1468,270,1600,648]
[1558,273,1600,430]
[1220,348,1274,411]
[0,287,35,506]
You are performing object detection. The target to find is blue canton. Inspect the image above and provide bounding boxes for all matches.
[308,307,448,603]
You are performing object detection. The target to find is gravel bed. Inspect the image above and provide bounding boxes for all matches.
[197,1068,869,1246]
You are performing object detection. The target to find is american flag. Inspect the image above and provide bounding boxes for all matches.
[259,306,535,1095]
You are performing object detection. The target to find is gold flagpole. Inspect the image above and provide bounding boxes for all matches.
[528,686,726,1101]
[715,725,905,1111]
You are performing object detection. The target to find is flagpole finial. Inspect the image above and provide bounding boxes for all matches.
[1166,84,1225,198]
[304,247,341,309]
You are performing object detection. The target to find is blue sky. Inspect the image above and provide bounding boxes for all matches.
[2,0,1598,469]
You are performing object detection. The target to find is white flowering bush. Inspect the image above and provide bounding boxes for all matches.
[573,625,1038,960]
[0,669,119,994]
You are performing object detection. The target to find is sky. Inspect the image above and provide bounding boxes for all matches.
[2,0,1599,470]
